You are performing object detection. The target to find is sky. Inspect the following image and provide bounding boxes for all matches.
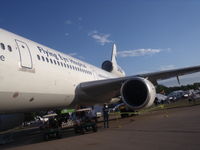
[1,0,200,86]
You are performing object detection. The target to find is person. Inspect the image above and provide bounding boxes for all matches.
[103,104,109,128]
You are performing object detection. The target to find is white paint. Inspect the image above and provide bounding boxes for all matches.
[0,29,124,113]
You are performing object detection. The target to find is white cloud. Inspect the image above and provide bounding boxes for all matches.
[64,18,84,31]
[65,33,69,36]
[78,17,83,21]
[65,20,72,25]
[166,48,172,52]
[68,53,77,56]
[160,65,176,71]
[68,52,85,60]
[88,30,113,46]
[136,70,151,74]
[78,56,85,60]
[117,49,162,57]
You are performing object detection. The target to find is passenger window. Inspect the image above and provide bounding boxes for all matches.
[41,56,45,61]
[50,59,53,64]
[57,61,60,66]
[46,57,49,63]
[37,55,40,60]
[60,62,63,67]
[64,63,66,68]
[7,45,12,52]
[1,43,5,50]
[54,60,57,65]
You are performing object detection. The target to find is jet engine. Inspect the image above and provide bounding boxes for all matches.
[102,60,125,77]
[102,60,113,72]
[120,77,156,110]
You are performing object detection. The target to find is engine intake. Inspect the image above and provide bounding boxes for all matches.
[102,60,113,72]
[121,77,156,110]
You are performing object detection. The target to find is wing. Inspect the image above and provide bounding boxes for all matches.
[138,65,200,83]
[79,65,200,92]
[73,65,200,108]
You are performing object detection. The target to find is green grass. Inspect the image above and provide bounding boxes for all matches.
[139,98,200,114]
[110,98,200,116]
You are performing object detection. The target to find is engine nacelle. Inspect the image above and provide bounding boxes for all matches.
[121,77,156,110]
[102,60,125,77]
[102,60,113,72]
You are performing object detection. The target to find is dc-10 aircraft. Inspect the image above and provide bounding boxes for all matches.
[1,28,200,130]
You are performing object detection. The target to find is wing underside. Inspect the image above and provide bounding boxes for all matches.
[73,65,200,106]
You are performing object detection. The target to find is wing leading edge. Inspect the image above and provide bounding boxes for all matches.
[138,65,200,84]
[80,64,200,90]
[74,65,200,107]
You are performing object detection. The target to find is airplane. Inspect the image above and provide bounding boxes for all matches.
[1,28,200,130]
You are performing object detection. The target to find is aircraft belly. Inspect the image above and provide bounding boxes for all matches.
[0,91,74,113]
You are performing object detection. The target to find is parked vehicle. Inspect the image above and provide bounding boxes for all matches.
[154,94,167,105]
[167,90,188,102]
[41,114,62,140]
[73,108,98,134]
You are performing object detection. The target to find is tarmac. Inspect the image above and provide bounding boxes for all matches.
[1,104,200,150]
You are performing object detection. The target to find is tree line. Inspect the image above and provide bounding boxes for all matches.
[156,82,200,95]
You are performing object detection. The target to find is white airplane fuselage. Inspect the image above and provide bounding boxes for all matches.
[0,29,121,113]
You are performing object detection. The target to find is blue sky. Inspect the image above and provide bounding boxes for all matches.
[1,0,200,86]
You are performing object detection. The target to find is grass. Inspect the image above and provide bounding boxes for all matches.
[109,98,200,116]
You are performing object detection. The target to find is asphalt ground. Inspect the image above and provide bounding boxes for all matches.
[1,103,200,150]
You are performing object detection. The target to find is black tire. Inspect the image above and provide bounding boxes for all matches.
[84,126,89,132]
[80,127,85,134]
[43,134,49,141]
[121,113,128,118]
[74,127,79,134]
[56,132,62,139]
[92,125,97,132]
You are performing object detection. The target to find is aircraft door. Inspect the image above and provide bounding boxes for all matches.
[15,40,33,69]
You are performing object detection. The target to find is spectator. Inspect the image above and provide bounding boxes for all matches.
[103,104,109,128]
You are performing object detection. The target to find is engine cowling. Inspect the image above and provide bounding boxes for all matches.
[121,77,156,110]
[102,60,113,72]
[102,60,125,77]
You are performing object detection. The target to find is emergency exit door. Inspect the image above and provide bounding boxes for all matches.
[15,40,33,69]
